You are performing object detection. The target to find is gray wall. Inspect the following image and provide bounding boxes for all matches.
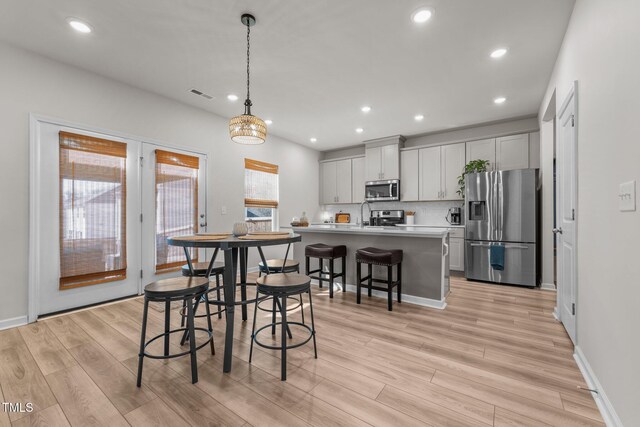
[539,0,640,424]
[0,42,321,324]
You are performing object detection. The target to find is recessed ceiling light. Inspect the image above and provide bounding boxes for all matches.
[494,97,506,104]
[67,18,92,33]
[412,8,434,24]
[414,114,424,121]
[227,94,239,101]
[361,106,371,113]
[264,119,273,125]
[310,137,317,143]
[490,48,508,59]
[355,128,364,134]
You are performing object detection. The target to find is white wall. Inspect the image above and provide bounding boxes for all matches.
[0,42,320,323]
[539,0,640,424]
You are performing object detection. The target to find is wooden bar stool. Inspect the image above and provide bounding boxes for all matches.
[305,243,347,298]
[137,277,213,386]
[355,247,403,311]
[249,273,317,381]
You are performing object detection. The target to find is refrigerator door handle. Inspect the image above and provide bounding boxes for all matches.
[469,242,529,250]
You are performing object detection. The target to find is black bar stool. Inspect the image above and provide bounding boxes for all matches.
[137,277,214,386]
[181,260,225,319]
[305,243,347,298]
[355,247,403,311]
[258,259,300,276]
[249,273,317,381]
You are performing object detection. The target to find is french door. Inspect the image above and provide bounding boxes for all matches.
[140,143,207,286]
[32,119,206,318]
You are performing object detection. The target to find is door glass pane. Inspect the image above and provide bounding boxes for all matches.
[59,132,127,289]
[155,150,199,271]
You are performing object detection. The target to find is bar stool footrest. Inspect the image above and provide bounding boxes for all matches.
[253,321,315,351]
[142,327,212,360]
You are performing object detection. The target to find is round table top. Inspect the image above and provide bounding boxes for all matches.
[167,233,301,248]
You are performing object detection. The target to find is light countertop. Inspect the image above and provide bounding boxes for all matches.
[292,224,449,238]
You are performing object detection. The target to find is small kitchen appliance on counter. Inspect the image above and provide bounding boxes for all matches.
[334,212,351,224]
[446,207,462,225]
[370,210,405,226]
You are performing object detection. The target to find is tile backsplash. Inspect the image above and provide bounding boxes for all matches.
[317,200,464,227]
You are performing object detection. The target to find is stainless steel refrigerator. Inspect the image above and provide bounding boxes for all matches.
[465,169,540,287]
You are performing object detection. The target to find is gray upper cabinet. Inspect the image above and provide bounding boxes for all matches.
[496,134,529,170]
[320,159,352,204]
[400,150,419,201]
[351,156,366,203]
[466,138,496,170]
[418,143,465,201]
[365,144,399,181]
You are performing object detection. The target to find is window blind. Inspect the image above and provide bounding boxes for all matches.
[59,131,127,289]
[244,158,279,208]
[155,150,199,271]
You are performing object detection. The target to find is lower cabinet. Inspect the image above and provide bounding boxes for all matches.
[449,237,465,271]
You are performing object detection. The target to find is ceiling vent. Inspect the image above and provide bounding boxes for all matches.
[189,88,214,100]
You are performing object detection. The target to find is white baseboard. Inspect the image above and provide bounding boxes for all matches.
[0,315,28,331]
[341,283,447,310]
[540,282,557,291]
[574,346,623,427]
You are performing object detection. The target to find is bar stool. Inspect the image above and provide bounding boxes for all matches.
[181,260,225,319]
[355,247,403,311]
[305,243,347,298]
[258,259,300,276]
[137,277,213,386]
[249,273,317,381]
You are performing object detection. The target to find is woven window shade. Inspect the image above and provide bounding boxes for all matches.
[155,150,199,272]
[59,132,127,289]
[244,158,278,208]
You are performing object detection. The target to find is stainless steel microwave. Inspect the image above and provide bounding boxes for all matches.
[365,179,400,202]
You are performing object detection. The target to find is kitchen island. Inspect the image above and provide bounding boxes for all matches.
[291,225,451,308]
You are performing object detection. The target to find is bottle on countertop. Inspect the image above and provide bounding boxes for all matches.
[300,211,309,227]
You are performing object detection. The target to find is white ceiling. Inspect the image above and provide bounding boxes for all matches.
[0,0,574,150]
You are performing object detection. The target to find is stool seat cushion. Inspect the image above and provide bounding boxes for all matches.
[356,247,403,265]
[256,273,311,294]
[259,259,300,270]
[181,261,225,277]
[145,277,209,297]
[305,243,347,258]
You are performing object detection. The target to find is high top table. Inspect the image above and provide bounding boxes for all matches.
[168,233,301,373]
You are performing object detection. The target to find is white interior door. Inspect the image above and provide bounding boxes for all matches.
[556,85,578,343]
[140,143,207,286]
[33,121,141,316]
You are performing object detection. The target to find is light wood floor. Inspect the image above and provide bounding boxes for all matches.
[0,275,604,427]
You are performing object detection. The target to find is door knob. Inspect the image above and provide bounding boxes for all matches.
[200,222,207,228]
[552,227,563,234]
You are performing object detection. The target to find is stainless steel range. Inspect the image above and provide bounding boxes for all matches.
[465,169,540,287]
[369,209,405,227]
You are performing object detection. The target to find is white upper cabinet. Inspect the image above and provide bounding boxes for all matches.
[496,134,529,170]
[400,150,419,201]
[419,146,441,201]
[365,146,383,181]
[365,141,400,181]
[381,144,399,179]
[320,161,337,204]
[441,143,465,200]
[466,138,496,170]
[351,156,365,203]
[418,143,465,201]
[320,159,352,204]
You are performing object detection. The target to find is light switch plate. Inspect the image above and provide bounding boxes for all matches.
[619,180,636,212]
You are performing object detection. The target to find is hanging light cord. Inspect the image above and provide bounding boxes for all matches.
[245,22,252,113]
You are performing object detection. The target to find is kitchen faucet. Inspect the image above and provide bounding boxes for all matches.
[360,200,372,227]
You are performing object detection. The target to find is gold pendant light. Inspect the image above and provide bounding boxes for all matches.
[229,14,267,145]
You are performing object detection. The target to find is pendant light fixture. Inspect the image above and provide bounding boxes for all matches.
[229,13,267,145]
